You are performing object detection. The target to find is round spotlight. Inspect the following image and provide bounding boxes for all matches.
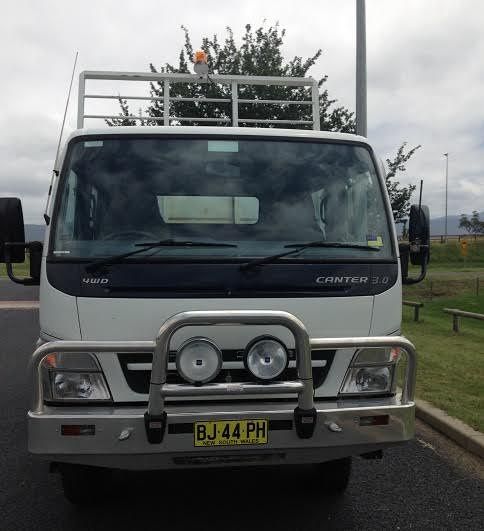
[244,336,288,381]
[176,337,222,384]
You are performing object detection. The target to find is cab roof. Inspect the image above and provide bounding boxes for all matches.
[67,125,368,144]
[57,126,372,172]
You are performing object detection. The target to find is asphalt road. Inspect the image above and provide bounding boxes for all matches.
[0,278,39,301]
[0,292,483,530]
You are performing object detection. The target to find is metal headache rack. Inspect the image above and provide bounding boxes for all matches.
[77,71,321,130]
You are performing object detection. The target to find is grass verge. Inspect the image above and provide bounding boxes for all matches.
[402,294,484,432]
[428,238,484,267]
[0,261,30,278]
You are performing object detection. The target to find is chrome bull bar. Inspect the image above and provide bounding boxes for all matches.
[31,310,417,444]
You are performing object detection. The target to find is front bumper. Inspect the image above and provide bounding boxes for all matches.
[29,310,417,470]
[28,399,414,470]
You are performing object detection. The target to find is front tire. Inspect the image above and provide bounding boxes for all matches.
[59,464,112,505]
[315,457,352,495]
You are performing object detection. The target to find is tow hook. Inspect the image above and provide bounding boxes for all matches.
[144,412,167,444]
[294,407,317,438]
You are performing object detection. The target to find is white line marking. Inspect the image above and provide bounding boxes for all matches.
[0,301,39,310]
[417,438,436,452]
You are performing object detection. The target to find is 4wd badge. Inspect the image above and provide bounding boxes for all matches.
[82,277,109,285]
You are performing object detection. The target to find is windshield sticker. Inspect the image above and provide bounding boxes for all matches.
[207,140,239,153]
[53,250,71,254]
[367,235,383,247]
[84,140,103,148]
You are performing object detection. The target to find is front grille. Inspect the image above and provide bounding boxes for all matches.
[118,349,335,395]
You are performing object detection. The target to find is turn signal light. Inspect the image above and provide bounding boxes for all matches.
[61,424,95,436]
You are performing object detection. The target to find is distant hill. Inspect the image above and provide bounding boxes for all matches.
[430,212,484,236]
[25,224,45,241]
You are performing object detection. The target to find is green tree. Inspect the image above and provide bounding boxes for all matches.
[107,23,354,131]
[459,211,484,234]
[385,143,421,223]
[460,213,471,233]
[107,23,420,220]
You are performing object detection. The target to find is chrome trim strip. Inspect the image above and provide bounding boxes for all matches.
[125,360,328,372]
[161,381,304,397]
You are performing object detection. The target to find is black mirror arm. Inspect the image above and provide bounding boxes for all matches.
[6,262,38,285]
[401,245,429,285]
[5,242,42,286]
[402,254,428,285]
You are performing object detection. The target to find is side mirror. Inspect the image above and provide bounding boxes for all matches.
[409,204,430,265]
[0,197,26,262]
[400,204,430,285]
[0,197,42,286]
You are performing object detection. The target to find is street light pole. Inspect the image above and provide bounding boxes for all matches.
[356,0,367,137]
[444,153,449,242]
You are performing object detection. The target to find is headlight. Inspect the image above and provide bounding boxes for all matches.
[340,347,400,395]
[176,337,222,384]
[52,372,110,400]
[41,352,111,402]
[340,366,392,394]
[244,336,288,381]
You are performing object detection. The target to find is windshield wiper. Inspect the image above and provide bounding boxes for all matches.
[85,239,238,273]
[240,241,380,271]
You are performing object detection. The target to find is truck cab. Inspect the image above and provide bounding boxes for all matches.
[0,70,428,504]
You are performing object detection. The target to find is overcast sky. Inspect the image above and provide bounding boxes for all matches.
[1,0,483,223]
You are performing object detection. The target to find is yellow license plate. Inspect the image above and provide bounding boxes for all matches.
[194,419,268,447]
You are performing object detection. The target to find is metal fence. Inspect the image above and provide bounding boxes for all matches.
[404,277,483,300]
[429,234,484,243]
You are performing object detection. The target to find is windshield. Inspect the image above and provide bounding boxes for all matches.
[51,136,393,261]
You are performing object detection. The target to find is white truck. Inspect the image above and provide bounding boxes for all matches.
[0,70,429,504]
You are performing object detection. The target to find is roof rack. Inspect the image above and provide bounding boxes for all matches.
[77,71,321,130]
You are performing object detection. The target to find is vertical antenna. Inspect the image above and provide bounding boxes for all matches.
[418,179,423,212]
[356,0,367,137]
[44,52,78,225]
[54,51,78,170]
